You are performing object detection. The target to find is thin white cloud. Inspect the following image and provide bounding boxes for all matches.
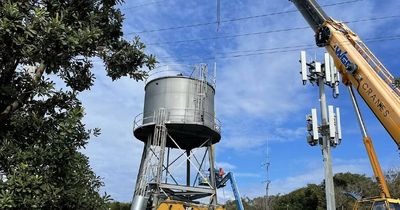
[218,126,305,152]
[216,161,237,171]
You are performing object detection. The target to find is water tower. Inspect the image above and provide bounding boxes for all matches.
[130,64,223,210]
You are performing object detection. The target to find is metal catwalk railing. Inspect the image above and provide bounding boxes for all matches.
[133,108,221,133]
[354,40,400,98]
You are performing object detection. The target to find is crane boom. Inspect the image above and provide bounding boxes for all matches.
[290,0,400,148]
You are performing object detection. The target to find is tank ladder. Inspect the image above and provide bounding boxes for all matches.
[133,109,168,209]
[194,64,208,123]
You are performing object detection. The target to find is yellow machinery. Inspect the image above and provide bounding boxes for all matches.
[157,200,225,210]
[353,197,400,210]
[290,0,400,209]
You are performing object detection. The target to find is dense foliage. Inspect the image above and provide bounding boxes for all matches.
[225,171,400,210]
[108,201,130,210]
[0,0,155,209]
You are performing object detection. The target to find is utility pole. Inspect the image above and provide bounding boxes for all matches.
[265,180,270,210]
[318,75,336,210]
[262,139,271,210]
[300,51,342,210]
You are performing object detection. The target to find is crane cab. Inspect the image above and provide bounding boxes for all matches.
[353,197,400,210]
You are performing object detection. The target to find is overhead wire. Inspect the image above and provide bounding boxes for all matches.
[219,0,363,23]
[342,15,400,24]
[156,34,400,63]
[115,0,400,66]
[146,15,400,46]
[125,0,364,34]
[158,44,314,60]
[148,26,309,45]
[90,35,400,65]
[120,0,167,10]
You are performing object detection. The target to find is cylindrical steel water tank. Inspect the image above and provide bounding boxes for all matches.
[133,75,221,149]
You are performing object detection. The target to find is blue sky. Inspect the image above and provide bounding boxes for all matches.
[77,0,400,202]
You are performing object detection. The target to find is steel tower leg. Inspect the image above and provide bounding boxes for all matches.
[186,149,191,187]
[131,109,168,210]
[131,136,152,210]
[208,143,217,207]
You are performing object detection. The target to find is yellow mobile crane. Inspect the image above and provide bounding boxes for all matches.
[290,0,400,209]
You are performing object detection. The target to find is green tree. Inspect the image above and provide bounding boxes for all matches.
[224,171,400,210]
[333,172,380,209]
[386,169,400,198]
[0,0,155,209]
[225,197,256,210]
[271,184,325,210]
[108,201,131,210]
